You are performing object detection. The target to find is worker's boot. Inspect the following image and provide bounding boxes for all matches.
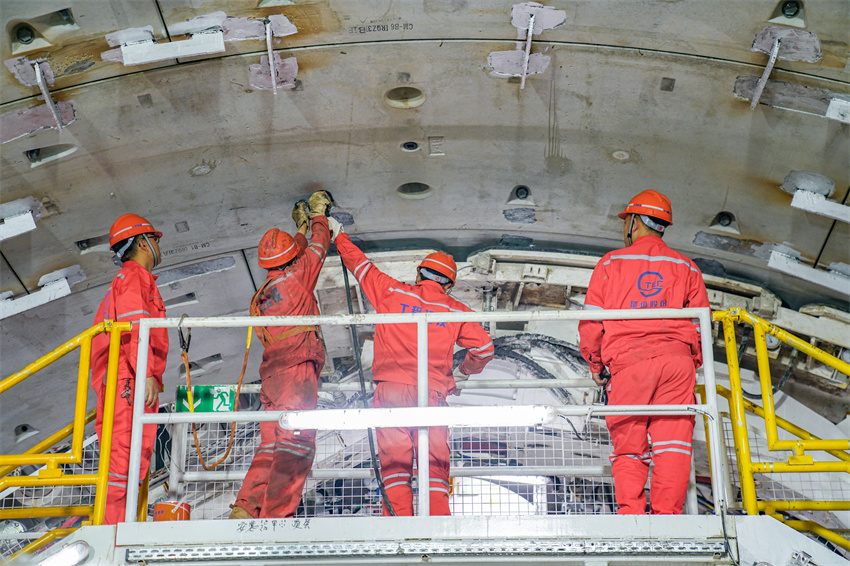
[228,504,252,520]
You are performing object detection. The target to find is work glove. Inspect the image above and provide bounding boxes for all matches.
[291,200,310,229]
[308,190,333,217]
[327,217,344,242]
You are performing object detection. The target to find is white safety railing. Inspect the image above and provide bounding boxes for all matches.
[125,308,725,522]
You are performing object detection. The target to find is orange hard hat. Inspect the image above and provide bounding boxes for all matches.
[419,251,457,282]
[618,190,673,225]
[257,228,298,269]
[109,213,162,247]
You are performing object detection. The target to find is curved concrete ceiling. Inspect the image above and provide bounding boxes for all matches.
[1,1,848,452]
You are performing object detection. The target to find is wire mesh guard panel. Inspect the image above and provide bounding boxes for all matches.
[721,416,850,507]
[0,439,99,558]
[177,417,616,520]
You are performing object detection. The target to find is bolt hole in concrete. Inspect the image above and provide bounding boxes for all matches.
[385,87,426,109]
[782,0,800,17]
[15,424,39,442]
[401,141,420,152]
[514,185,530,200]
[397,182,432,199]
[15,24,35,44]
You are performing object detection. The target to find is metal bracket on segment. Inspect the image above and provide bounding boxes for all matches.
[768,251,850,296]
[487,2,566,89]
[750,38,781,110]
[0,265,86,320]
[791,190,850,224]
[265,20,277,95]
[520,14,535,89]
[749,26,822,111]
[121,30,225,66]
[0,196,43,241]
[33,62,63,132]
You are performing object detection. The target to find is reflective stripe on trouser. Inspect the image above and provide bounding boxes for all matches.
[605,354,696,515]
[373,382,451,516]
[236,361,319,518]
[94,373,158,525]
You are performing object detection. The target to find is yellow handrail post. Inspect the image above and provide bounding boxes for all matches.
[719,312,759,515]
[71,334,94,463]
[91,321,123,526]
[137,470,150,522]
[752,323,780,450]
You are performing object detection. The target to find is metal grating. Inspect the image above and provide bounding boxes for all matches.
[125,538,727,561]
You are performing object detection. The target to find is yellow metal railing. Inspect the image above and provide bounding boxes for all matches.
[709,308,850,552]
[2,528,77,564]
[0,321,130,527]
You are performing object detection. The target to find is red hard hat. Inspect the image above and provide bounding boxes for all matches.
[618,190,673,225]
[419,251,457,282]
[109,213,162,247]
[257,228,298,269]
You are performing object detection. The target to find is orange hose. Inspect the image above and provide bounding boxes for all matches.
[182,328,251,471]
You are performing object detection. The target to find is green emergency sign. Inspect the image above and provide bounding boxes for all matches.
[176,385,236,413]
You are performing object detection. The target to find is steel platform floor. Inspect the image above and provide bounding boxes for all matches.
[13,515,848,565]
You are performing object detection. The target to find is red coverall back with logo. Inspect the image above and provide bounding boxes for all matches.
[578,235,709,514]
[90,260,168,525]
[335,233,494,515]
[235,217,329,518]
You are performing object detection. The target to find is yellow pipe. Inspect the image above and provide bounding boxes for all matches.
[92,324,124,526]
[0,507,93,520]
[735,309,850,376]
[0,323,110,393]
[715,386,850,463]
[71,334,94,461]
[716,310,850,453]
[0,474,99,490]
[760,500,850,511]
[2,528,77,565]
[0,452,78,467]
[778,518,850,553]
[0,411,96,478]
[751,461,850,473]
[720,318,759,515]
[138,469,150,522]
[752,323,780,448]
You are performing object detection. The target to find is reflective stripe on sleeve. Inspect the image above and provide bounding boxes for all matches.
[117,309,151,319]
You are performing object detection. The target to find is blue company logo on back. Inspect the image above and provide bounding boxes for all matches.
[637,271,664,297]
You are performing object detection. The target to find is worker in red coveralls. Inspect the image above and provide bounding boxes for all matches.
[579,190,710,515]
[229,191,331,519]
[90,213,168,524]
[330,221,495,516]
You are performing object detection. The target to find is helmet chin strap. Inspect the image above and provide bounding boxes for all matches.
[142,234,160,268]
[626,214,636,246]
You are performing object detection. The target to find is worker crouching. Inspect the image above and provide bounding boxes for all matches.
[230,192,331,519]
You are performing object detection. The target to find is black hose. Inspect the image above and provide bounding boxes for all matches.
[341,263,396,516]
[452,338,578,405]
